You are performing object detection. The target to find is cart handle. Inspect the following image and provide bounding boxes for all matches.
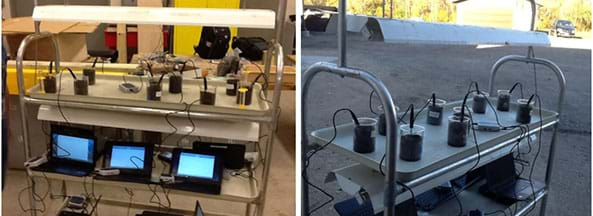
[301,62,399,216]
[16,32,61,160]
[487,54,566,114]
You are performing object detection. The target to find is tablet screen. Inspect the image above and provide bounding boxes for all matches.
[177,152,215,179]
[110,145,146,169]
[52,134,94,163]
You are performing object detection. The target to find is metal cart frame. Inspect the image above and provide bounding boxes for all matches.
[16,2,287,216]
[301,0,566,215]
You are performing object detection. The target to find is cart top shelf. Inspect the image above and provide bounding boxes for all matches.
[29,73,271,117]
[32,5,276,29]
[310,98,559,181]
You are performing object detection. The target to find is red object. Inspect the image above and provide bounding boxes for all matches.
[104,26,169,50]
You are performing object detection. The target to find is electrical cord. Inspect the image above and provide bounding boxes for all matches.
[423,87,482,216]
[450,186,463,216]
[303,108,360,215]
[176,99,201,146]
[484,125,528,216]
[54,142,72,158]
[186,59,199,78]
[509,82,525,99]
[82,170,98,202]
[147,184,168,212]
[378,155,417,205]
[369,90,378,115]
[124,188,134,216]
[249,62,272,104]
[57,67,72,125]
[130,156,144,170]
[523,95,544,216]
[17,176,49,215]
[129,155,171,213]
[161,111,179,148]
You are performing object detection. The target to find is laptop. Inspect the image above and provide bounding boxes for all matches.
[479,154,545,204]
[192,141,246,169]
[96,141,154,183]
[32,125,97,177]
[167,148,223,194]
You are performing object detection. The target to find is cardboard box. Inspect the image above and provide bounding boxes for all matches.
[2,17,99,62]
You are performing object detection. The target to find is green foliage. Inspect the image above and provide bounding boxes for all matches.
[304,0,590,32]
[537,0,591,31]
[564,0,592,31]
[304,0,457,22]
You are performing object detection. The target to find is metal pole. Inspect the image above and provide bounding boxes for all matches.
[264,0,287,91]
[390,0,393,19]
[382,0,386,17]
[275,0,287,47]
[337,0,347,67]
[487,55,566,216]
[301,62,399,215]
[16,32,61,216]
[256,43,284,216]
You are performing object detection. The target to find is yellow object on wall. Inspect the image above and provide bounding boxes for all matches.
[173,0,240,56]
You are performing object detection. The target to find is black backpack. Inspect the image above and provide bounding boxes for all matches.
[194,27,231,59]
[231,37,268,61]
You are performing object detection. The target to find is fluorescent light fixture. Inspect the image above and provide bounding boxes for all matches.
[33,5,276,29]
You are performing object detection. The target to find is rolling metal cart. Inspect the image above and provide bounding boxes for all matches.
[16,3,286,216]
[301,0,565,215]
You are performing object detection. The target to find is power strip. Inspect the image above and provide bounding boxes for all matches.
[95,168,120,176]
[24,155,48,168]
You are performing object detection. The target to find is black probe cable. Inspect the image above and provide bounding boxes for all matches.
[484,94,542,216]
[369,90,378,115]
[303,108,359,215]
[17,175,50,215]
[523,94,544,216]
[56,67,75,125]
[131,156,172,212]
[176,99,201,146]
[509,82,525,99]
[439,89,483,216]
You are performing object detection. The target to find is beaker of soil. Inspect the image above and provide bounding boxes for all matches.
[378,105,399,136]
[399,124,424,161]
[472,91,489,114]
[496,90,511,111]
[146,79,162,101]
[168,72,183,94]
[353,118,377,154]
[83,68,96,85]
[447,115,470,147]
[226,76,239,96]
[426,99,446,125]
[73,76,89,96]
[235,82,253,106]
[200,87,216,105]
[453,106,472,118]
[43,75,57,93]
[516,98,535,124]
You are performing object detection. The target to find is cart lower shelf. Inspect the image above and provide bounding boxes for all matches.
[28,170,260,203]
[333,163,546,215]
